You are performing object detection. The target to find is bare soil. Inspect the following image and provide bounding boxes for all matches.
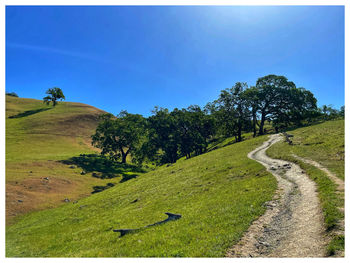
[227,134,327,257]
[6,176,78,224]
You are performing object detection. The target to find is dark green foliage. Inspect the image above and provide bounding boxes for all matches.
[91,74,322,164]
[254,75,317,134]
[6,92,19,97]
[144,106,215,164]
[172,105,215,158]
[207,82,251,142]
[145,107,179,164]
[91,111,147,164]
[272,87,318,130]
[205,75,318,138]
[43,87,65,106]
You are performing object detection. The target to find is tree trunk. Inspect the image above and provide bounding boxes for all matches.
[237,122,242,142]
[252,111,257,137]
[258,113,266,135]
[120,148,130,164]
[121,153,127,164]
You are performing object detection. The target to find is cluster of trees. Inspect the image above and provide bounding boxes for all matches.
[319,105,344,120]
[92,107,215,164]
[91,74,344,165]
[205,75,320,140]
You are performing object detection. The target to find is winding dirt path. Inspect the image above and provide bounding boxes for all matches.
[291,154,345,243]
[291,154,344,192]
[227,134,326,257]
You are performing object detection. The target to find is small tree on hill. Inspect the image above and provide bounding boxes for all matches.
[43,87,65,106]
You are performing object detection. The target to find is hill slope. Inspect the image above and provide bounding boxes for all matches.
[6,134,276,257]
[6,96,112,223]
[6,97,344,257]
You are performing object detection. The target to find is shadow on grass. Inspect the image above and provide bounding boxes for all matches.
[61,154,145,183]
[91,183,115,194]
[8,108,51,119]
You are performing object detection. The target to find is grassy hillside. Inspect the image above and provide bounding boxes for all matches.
[6,96,104,161]
[272,120,344,180]
[6,135,277,257]
[5,96,123,224]
[7,96,343,257]
[266,119,344,256]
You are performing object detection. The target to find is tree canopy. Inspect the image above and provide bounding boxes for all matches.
[91,74,339,165]
[91,111,146,164]
[43,87,65,106]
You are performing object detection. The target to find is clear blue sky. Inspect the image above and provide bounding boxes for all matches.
[6,6,344,116]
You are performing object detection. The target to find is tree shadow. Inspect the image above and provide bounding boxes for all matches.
[61,154,145,183]
[91,183,115,194]
[8,108,51,119]
[120,173,138,183]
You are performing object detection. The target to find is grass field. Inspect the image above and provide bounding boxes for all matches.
[5,95,118,224]
[266,119,344,256]
[6,134,277,257]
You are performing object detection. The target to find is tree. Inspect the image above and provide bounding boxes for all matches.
[254,75,295,135]
[242,86,259,137]
[146,107,179,164]
[143,105,215,164]
[91,111,146,164]
[340,106,345,118]
[320,105,342,120]
[172,105,215,158]
[212,82,251,142]
[6,92,18,97]
[273,87,317,129]
[43,87,65,106]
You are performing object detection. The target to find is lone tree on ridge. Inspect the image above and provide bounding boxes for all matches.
[43,87,65,106]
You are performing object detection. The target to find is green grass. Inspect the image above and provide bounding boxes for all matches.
[6,96,104,163]
[327,235,345,256]
[283,120,344,180]
[266,119,344,255]
[6,95,110,223]
[6,135,277,257]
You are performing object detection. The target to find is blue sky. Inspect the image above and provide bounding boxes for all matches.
[6,6,344,116]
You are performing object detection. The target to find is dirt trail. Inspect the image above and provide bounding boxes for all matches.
[227,134,326,257]
[292,154,345,243]
[291,154,344,192]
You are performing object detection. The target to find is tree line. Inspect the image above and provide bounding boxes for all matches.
[91,74,344,165]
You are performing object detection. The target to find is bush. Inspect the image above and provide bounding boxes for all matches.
[6,92,18,97]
